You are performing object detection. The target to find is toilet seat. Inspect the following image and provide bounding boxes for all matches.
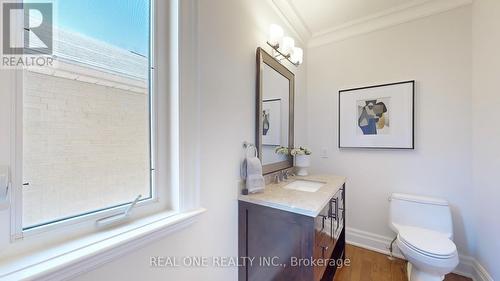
[398,225,457,259]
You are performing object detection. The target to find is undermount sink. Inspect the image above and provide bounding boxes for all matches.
[282,179,327,193]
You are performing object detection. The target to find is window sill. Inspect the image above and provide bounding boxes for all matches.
[0,208,206,281]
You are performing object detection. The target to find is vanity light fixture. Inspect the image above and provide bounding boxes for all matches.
[268,24,284,46]
[279,36,295,56]
[290,47,303,65]
[266,24,303,67]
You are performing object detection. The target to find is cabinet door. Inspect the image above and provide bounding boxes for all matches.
[313,202,335,281]
[241,202,313,281]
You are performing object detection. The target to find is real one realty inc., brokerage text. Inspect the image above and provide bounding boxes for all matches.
[150,256,351,268]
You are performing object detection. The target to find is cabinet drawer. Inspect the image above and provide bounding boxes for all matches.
[313,200,335,281]
[313,230,334,281]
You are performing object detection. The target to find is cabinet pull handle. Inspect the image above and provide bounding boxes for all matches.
[321,216,325,232]
[330,198,337,219]
[336,198,340,231]
[319,244,329,258]
[334,198,338,220]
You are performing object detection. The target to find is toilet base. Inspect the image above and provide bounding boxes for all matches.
[407,263,445,281]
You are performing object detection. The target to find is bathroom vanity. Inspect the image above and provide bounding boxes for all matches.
[238,175,346,281]
[242,49,346,280]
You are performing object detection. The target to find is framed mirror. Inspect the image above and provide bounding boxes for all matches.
[256,47,294,174]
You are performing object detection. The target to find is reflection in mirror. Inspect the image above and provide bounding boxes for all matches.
[261,64,289,165]
[256,48,294,174]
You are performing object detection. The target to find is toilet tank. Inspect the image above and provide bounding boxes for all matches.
[389,193,453,239]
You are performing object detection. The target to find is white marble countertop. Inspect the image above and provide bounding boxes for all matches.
[238,174,346,217]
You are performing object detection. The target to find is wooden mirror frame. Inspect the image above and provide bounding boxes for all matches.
[256,47,295,175]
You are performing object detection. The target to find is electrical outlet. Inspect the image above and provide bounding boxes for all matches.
[320,147,328,158]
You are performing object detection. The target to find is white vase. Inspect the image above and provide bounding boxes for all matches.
[295,154,311,176]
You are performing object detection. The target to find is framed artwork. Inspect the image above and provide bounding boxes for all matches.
[339,81,415,149]
[262,99,282,146]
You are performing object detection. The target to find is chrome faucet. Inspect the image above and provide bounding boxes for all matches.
[274,173,281,183]
[283,170,290,180]
[284,170,294,180]
[275,171,284,183]
[275,170,294,183]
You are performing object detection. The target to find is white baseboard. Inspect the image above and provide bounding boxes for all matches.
[455,255,477,280]
[471,259,495,281]
[345,227,493,281]
[346,227,405,259]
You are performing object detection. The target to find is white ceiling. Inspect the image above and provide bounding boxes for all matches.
[288,0,418,35]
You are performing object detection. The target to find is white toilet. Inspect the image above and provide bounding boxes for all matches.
[389,193,459,281]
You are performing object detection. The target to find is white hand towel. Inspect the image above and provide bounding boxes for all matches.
[245,156,265,193]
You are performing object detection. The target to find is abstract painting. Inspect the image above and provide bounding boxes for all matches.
[357,98,390,135]
[262,99,282,146]
[339,81,414,149]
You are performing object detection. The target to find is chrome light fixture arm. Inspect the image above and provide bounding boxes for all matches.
[266,42,300,67]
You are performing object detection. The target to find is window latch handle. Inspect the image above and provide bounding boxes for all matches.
[95,195,142,227]
[124,195,142,216]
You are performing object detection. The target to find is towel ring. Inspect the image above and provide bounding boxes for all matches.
[241,141,258,181]
[243,142,258,158]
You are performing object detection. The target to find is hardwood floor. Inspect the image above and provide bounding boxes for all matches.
[333,245,471,281]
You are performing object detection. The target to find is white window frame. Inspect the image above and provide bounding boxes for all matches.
[9,0,167,239]
[0,0,201,260]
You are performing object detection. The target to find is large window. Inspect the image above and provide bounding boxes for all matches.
[21,0,154,229]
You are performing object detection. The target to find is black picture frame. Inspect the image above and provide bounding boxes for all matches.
[338,80,415,149]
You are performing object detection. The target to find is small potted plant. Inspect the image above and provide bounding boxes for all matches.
[274,146,290,155]
[291,147,312,176]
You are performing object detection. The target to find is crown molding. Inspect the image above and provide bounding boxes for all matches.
[308,0,473,48]
[269,0,312,44]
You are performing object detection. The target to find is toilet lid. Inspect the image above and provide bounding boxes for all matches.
[398,226,457,258]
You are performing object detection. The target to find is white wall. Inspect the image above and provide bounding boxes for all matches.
[471,0,500,279]
[306,6,476,257]
[70,0,308,280]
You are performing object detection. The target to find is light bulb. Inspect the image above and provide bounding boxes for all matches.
[279,36,295,56]
[268,24,284,47]
[290,47,303,65]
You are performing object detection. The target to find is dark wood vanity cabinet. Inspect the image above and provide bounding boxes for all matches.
[238,184,345,281]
